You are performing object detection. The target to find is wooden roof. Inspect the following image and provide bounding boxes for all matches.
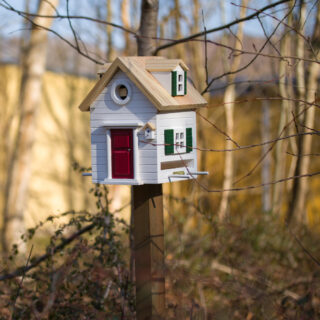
[145,58,189,71]
[79,56,207,112]
[97,63,112,76]
[142,122,156,131]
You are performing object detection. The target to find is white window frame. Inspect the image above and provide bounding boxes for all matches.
[174,129,186,153]
[176,71,184,95]
[110,79,133,105]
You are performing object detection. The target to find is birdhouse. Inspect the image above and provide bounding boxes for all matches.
[79,56,207,185]
[142,122,156,140]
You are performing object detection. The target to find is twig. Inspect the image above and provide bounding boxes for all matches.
[0,0,106,64]
[288,227,320,267]
[287,151,320,157]
[0,223,95,281]
[11,245,34,318]
[197,111,240,148]
[211,260,301,300]
[201,10,209,87]
[232,98,318,185]
[232,0,319,62]
[201,1,295,94]
[0,1,135,35]
[153,0,290,54]
[141,131,319,153]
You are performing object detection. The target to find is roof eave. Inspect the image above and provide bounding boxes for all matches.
[157,102,207,112]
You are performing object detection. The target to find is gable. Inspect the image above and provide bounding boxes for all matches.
[79,56,207,112]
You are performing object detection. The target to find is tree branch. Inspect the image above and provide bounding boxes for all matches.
[153,0,290,55]
[0,0,136,35]
[0,223,95,281]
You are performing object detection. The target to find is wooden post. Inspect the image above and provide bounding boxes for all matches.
[133,184,165,319]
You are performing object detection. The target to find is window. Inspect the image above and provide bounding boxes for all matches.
[164,128,192,155]
[175,129,186,153]
[171,70,187,96]
[111,80,132,105]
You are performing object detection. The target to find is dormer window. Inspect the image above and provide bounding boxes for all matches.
[171,70,187,96]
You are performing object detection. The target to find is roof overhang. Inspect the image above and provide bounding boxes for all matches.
[79,56,207,112]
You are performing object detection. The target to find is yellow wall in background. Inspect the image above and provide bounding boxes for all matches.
[0,64,131,230]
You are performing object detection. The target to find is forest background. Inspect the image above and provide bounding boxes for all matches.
[0,0,320,319]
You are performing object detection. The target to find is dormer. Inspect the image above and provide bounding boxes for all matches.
[146,59,189,97]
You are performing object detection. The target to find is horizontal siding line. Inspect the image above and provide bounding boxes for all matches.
[91,109,155,114]
[91,114,156,118]
[158,118,195,124]
[91,113,156,118]
[91,107,155,112]
[158,122,195,127]
[93,96,151,102]
[91,120,155,126]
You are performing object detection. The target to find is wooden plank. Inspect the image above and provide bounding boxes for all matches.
[133,184,165,319]
[146,58,189,71]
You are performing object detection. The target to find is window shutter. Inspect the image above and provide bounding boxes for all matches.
[186,128,192,153]
[164,129,174,155]
[184,71,187,95]
[171,71,177,96]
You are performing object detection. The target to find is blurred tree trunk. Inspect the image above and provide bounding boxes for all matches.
[218,0,247,221]
[174,0,184,59]
[273,2,293,214]
[261,100,271,212]
[121,0,132,55]
[188,0,208,194]
[19,0,31,63]
[287,1,320,224]
[189,0,204,90]
[106,0,115,61]
[137,0,159,56]
[1,0,59,252]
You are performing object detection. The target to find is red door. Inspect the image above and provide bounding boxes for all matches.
[111,129,134,179]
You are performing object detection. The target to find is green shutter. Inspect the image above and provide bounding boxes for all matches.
[186,128,192,153]
[184,71,187,95]
[164,129,174,155]
[171,71,177,96]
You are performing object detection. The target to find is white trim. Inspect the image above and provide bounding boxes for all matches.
[106,127,138,182]
[168,175,191,183]
[101,121,144,128]
[189,171,208,175]
[106,129,112,179]
[110,79,133,105]
[169,175,191,178]
[99,178,142,185]
[133,128,139,181]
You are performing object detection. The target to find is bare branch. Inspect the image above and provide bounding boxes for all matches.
[0,223,95,281]
[197,111,240,148]
[153,0,290,54]
[201,2,295,94]
[0,0,136,35]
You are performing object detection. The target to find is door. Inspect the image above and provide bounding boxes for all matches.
[111,129,134,179]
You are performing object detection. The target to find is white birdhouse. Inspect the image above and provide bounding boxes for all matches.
[79,56,208,185]
[142,122,156,140]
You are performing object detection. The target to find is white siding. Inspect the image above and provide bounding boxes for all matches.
[90,70,158,184]
[151,65,183,96]
[156,111,197,184]
[151,72,171,94]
